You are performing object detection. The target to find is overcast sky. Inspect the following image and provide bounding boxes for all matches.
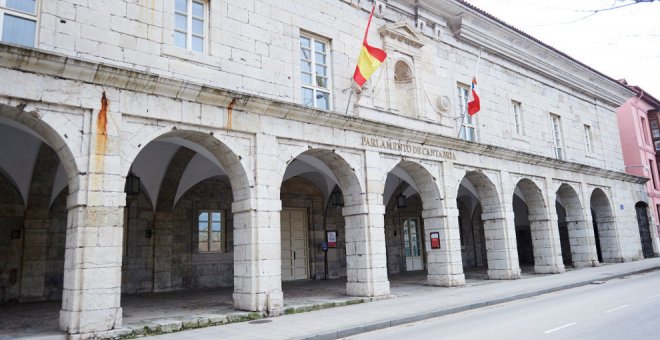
[463,0,660,97]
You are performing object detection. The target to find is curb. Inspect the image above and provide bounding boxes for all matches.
[303,266,660,340]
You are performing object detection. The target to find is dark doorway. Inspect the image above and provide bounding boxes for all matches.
[635,202,654,258]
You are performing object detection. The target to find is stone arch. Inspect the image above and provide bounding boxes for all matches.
[0,106,80,200]
[128,129,252,203]
[513,178,563,274]
[459,170,520,279]
[590,188,620,262]
[556,183,597,267]
[383,160,463,286]
[273,147,389,296]
[393,59,416,114]
[278,148,364,207]
[634,201,654,258]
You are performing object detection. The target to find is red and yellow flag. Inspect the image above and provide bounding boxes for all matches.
[353,5,387,87]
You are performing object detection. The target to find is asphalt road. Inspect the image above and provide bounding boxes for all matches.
[348,270,660,340]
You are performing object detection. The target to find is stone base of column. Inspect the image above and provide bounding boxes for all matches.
[534,264,565,274]
[346,280,390,297]
[487,268,521,280]
[573,259,600,268]
[233,290,284,316]
[427,273,465,287]
[60,307,122,334]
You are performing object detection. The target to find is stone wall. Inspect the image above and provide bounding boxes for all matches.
[0,174,24,303]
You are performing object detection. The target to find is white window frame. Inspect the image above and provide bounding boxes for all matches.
[197,210,224,253]
[300,33,332,110]
[551,114,564,160]
[174,0,206,53]
[0,0,39,47]
[583,124,593,153]
[512,100,523,135]
[458,85,476,141]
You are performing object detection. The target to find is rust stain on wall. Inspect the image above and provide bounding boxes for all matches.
[95,92,109,175]
[227,98,237,130]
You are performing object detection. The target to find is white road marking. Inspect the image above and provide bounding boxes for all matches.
[544,322,577,334]
[605,304,629,313]
[646,294,660,300]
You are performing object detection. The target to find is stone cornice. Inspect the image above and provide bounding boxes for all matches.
[442,1,634,107]
[378,22,425,49]
[0,44,646,185]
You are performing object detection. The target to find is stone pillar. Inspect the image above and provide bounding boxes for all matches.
[424,205,465,286]
[60,91,123,334]
[232,199,283,315]
[152,212,173,291]
[486,174,520,280]
[343,203,390,297]
[233,134,282,315]
[595,215,623,262]
[59,204,124,333]
[566,214,598,267]
[529,215,564,274]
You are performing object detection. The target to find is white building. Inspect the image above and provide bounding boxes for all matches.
[0,0,657,336]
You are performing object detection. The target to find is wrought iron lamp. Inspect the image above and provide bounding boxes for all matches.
[124,168,141,196]
[331,186,344,207]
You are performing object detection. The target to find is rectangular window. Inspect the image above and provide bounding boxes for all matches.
[650,160,658,190]
[551,114,563,160]
[300,34,331,110]
[651,120,660,139]
[654,140,660,151]
[0,0,38,47]
[583,124,593,153]
[641,117,650,145]
[174,0,205,52]
[198,210,223,252]
[512,100,523,135]
[458,86,475,141]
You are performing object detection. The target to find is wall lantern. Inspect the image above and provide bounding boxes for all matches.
[124,169,141,196]
[331,186,344,207]
[396,177,406,209]
[396,192,407,209]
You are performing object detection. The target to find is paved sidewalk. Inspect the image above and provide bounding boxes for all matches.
[147,258,660,340]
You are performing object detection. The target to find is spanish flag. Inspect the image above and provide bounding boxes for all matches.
[353,5,387,87]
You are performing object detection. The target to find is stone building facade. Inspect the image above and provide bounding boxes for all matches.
[0,0,658,335]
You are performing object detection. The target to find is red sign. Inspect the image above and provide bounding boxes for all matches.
[430,232,441,249]
[327,231,337,248]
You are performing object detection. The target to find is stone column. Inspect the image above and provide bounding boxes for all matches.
[594,215,623,262]
[60,91,123,334]
[232,198,283,315]
[232,134,283,315]
[424,204,465,286]
[566,214,598,267]
[59,203,124,334]
[529,215,564,274]
[152,212,173,291]
[487,174,520,280]
[343,202,390,297]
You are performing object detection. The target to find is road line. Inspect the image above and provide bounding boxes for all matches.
[544,322,577,334]
[605,304,629,313]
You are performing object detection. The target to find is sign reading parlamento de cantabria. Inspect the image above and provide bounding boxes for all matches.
[361,136,456,160]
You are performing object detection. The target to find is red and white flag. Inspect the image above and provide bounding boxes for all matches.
[467,77,480,116]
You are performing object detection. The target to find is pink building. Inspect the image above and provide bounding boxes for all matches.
[616,81,660,258]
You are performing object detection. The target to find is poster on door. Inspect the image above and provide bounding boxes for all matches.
[327,231,337,248]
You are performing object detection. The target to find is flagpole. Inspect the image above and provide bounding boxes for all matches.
[457,49,483,138]
[344,89,354,115]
